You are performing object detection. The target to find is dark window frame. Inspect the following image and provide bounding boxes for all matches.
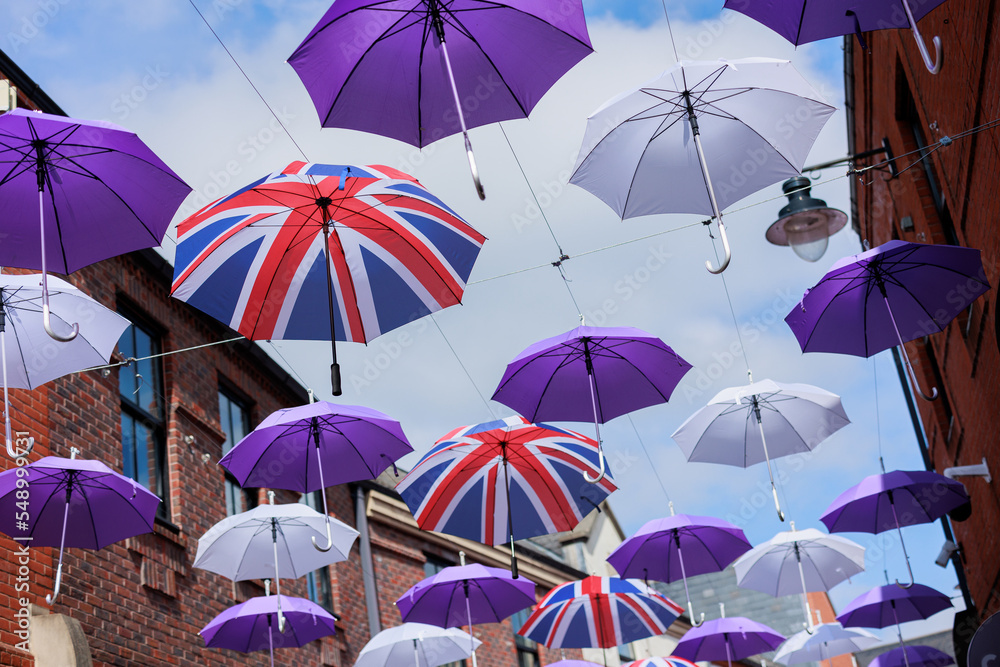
[218,386,257,516]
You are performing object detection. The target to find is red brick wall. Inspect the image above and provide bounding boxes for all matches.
[849,0,1000,622]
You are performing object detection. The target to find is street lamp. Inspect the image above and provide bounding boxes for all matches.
[766,177,848,262]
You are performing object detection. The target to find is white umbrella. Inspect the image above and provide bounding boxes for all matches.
[570,57,834,273]
[355,623,482,667]
[734,523,865,633]
[775,622,879,665]
[194,493,359,632]
[671,378,850,520]
[0,273,131,458]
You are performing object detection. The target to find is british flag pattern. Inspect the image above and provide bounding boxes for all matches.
[517,576,684,648]
[170,162,486,343]
[395,416,617,546]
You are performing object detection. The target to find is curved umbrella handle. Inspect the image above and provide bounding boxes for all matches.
[6,435,34,459]
[583,446,606,484]
[901,0,942,74]
[689,603,705,627]
[883,296,938,401]
[312,515,334,553]
[890,500,915,589]
[465,136,486,201]
[43,303,78,342]
[705,219,732,274]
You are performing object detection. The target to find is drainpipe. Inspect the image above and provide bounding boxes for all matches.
[354,485,382,637]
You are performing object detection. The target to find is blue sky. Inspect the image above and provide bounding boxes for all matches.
[1,0,962,647]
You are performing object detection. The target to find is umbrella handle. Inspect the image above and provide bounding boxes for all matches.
[312,515,334,553]
[891,501,915,589]
[437,32,486,200]
[883,295,938,401]
[583,368,606,484]
[705,218,732,274]
[45,501,71,605]
[37,189,78,342]
[3,329,34,458]
[465,135,486,201]
[901,0,942,74]
[42,303,78,343]
[583,447,606,484]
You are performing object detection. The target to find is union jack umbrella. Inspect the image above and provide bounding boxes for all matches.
[517,576,684,648]
[170,161,486,395]
[395,416,616,577]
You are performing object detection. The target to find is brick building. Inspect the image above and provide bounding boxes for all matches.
[0,51,689,667]
[845,0,1000,658]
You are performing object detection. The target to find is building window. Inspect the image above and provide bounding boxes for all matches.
[619,642,635,665]
[119,317,169,520]
[300,490,334,612]
[510,608,540,667]
[219,389,256,516]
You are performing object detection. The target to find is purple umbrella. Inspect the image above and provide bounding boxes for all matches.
[0,448,161,604]
[492,325,691,483]
[218,400,412,552]
[837,583,952,667]
[288,0,593,199]
[784,240,990,401]
[820,470,969,588]
[200,589,337,667]
[396,561,536,667]
[0,108,190,340]
[723,0,947,73]
[607,511,751,626]
[871,646,955,667]
[673,611,785,667]
[624,658,699,667]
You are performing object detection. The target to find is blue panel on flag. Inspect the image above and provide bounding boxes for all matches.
[397,210,481,282]
[185,237,264,328]
[508,478,547,540]
[175,214,249,273]
[359,246,432,334]
[285,251,346,340]
[439,475,485,541]
[563,608,593,644]
[386,183,463,219]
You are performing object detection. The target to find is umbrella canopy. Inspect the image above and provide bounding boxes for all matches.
[0,108,191,274]
[355,623,481,667]
[549,662,605,667]
[0,273,131,457]
[774,622,879,664]
[0,108,190,342]
[200,593,337,665]
[819,469,969,587]
[734,525,865,631]
[396,563,536,628]
[870,646,955,667]
[784,240,990,400]
[492,324,691,481]
[625,658,699,667]
[288,0,593,197]
[837,583,952,629]
[673,616,785,666]
[722,0,948,73]
[218,400,412,551]
[570,57,834,272]
[0,451,161,603]
[671,378,850,520]
[607,513,751,625]
[396,416,616,576]
[170,161,485,395]
[517,576,684,649]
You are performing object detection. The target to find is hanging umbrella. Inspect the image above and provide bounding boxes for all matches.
[218,400,412,552]
[0,273,131,458]
[395,416,616,577]
[517,576,684,648]
[784,240,990,400]
[733,523,866,633]
[193,493,359,632]
[355,623,481,667]
[288,0,593,199]
[199,588,337,667]
[870,645,955,667]
[0,448,161,604]
[396,562,536,667]
[0,108,190,340]
[570,57,834,273]
[819,469,969,588]
[673,611,785,667]
[723,0,948,74]
[671,377,850,521]
[774,622,879,664]
[170,161,486,395]
[625,658,699,667]
[606,511,751,626]
[492,324,691,483]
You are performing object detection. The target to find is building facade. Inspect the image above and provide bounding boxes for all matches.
[846,1,1000,660]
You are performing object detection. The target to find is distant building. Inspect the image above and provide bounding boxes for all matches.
[845,1,1000,662]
